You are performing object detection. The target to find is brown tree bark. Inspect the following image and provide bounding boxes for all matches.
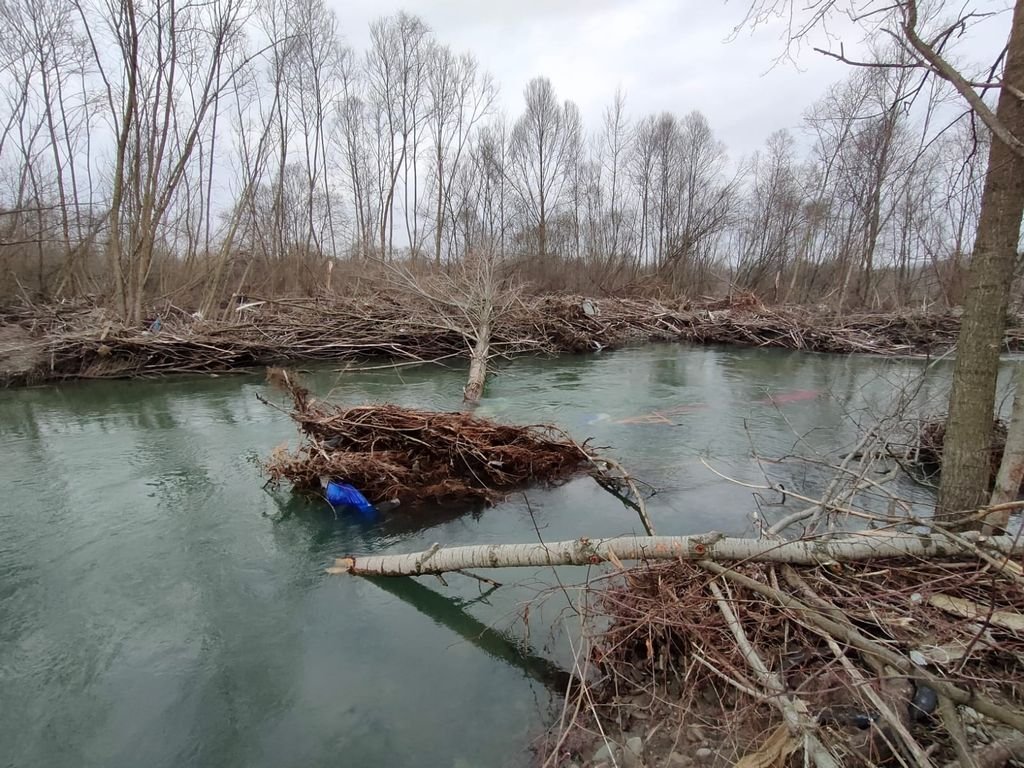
[938,0,1024,522]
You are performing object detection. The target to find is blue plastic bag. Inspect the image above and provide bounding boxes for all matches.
[324,480,376,517]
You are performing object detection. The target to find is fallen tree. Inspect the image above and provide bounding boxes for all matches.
[337,524,1024,767]
[329,530,1024,576]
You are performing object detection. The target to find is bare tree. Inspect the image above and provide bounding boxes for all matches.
[72,0,256,321]
[365,11,431,259]
[385,250,521,402]
[599,88,634,265]
[425,46,495,266]
[507,77,581,262]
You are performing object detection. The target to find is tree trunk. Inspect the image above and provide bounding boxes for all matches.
[435,143,444,266]
[329,532,1024,576]
[462,315,490,403]
[938,1,1024,522]
[989,364,1024,531]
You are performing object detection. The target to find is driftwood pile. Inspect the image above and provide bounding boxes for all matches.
[916,419,1012,492]
[5,294,1024,386]
[262,368,591,506]
[550,555,1024,768]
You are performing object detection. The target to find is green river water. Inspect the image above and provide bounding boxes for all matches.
[0,344,965,768]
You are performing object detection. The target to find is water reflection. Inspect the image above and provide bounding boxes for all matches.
[367,576,572,694]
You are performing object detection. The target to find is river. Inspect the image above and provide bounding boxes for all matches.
[0,344,967,767]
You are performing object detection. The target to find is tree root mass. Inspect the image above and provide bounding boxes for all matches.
[262,367,591,506]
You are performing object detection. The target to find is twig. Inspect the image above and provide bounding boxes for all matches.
[706,575,840,768]
[938,695,977,768]
[700,561,1024,733]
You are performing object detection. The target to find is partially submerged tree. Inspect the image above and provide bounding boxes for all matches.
[383,249,521,403]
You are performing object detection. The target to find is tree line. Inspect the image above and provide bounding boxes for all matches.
[0,0,995,317]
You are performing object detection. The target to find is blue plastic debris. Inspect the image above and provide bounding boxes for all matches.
[323,480,376,517]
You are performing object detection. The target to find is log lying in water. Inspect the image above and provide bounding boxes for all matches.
[262,368,593,506]
[330,531,1024,576]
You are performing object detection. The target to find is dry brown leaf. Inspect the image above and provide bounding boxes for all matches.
[735,724,800,768]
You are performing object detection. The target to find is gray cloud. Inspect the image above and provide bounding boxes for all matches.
[330,0,1009,157]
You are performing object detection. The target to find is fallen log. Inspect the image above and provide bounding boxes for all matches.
[329,531,1024,576]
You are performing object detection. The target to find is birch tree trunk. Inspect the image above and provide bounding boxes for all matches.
[329,532,1024,576]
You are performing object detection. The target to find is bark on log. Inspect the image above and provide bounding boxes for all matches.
[463,321,490,403]
[330,532,1024,576]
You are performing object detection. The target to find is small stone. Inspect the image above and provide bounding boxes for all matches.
[623,736,644,768]
[695,747,714,763]
[686,724,707,743]
[668,752,694,767]
[593,743,620,764]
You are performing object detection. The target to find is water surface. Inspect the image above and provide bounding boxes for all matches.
[0,344,967,767]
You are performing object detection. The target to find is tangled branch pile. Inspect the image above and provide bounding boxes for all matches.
[918,419,1009,485]
[549,555,1024,767]
[262,368,591,506]
[6,294,1024,386]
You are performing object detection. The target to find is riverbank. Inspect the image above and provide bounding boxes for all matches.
[3,294,1023,386]
[538,553,1024,768]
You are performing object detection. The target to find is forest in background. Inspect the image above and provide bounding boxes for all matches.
[0,1,998,320]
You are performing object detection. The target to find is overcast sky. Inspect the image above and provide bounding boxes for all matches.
[326,1,1010,159]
